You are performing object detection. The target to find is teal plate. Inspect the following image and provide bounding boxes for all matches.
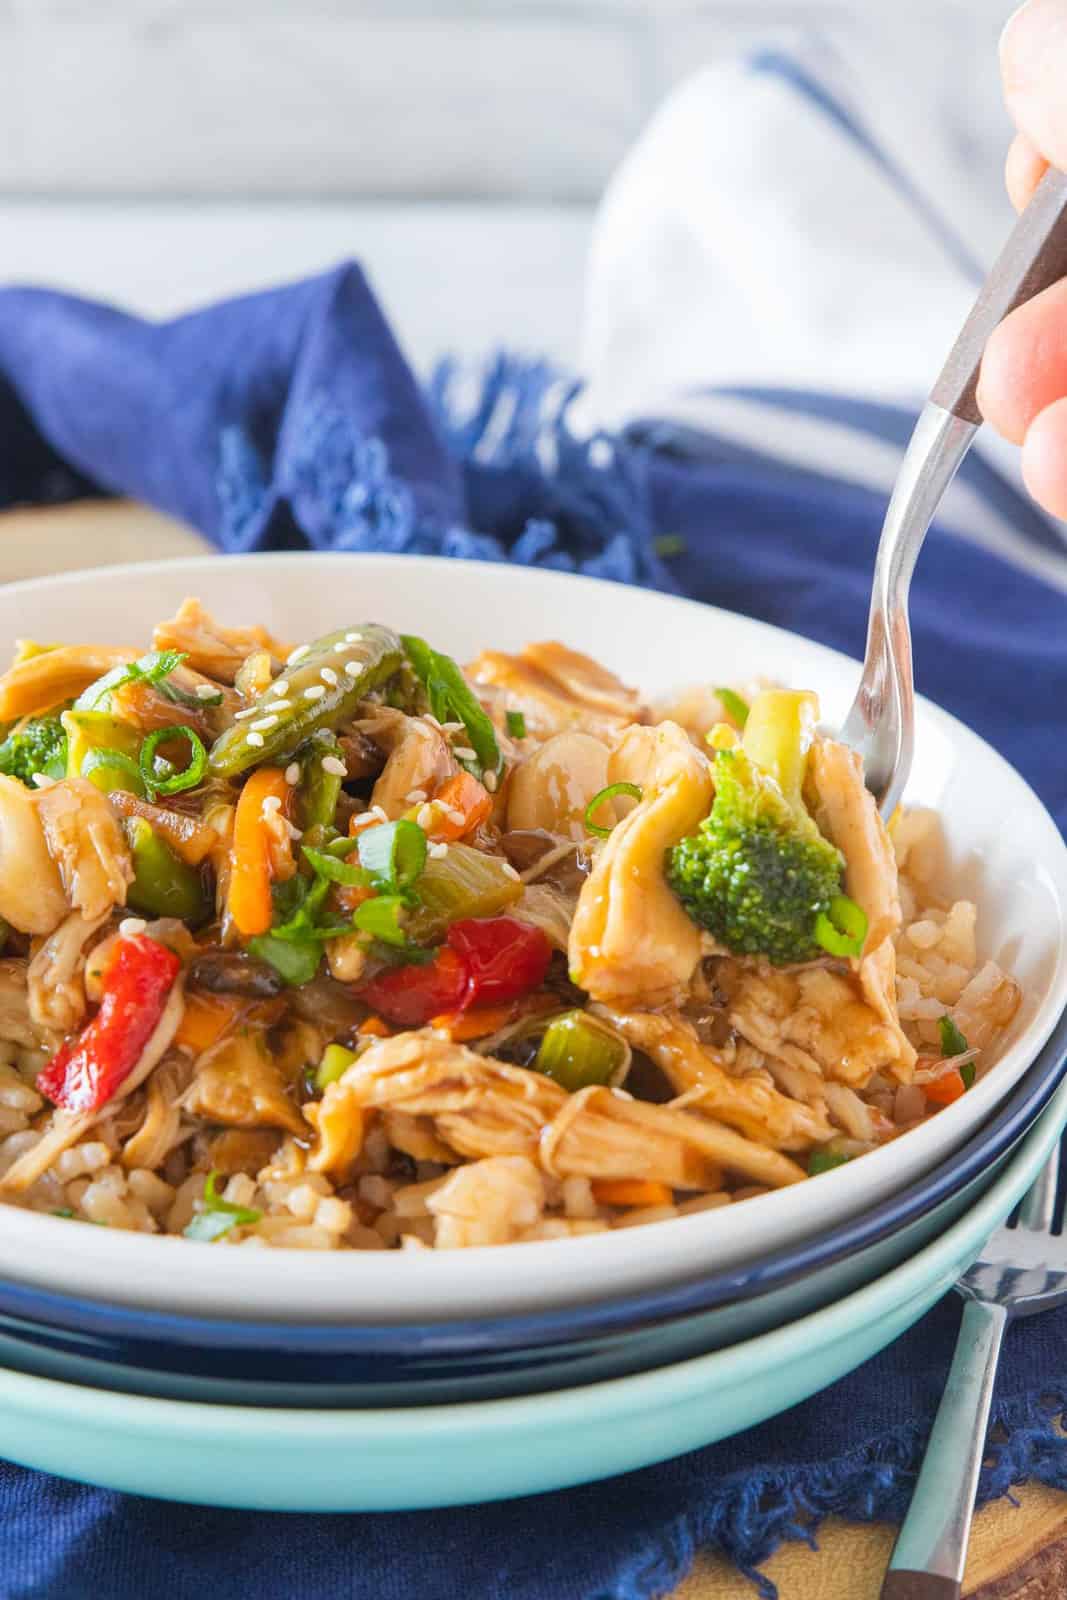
[2,1074,1066,1512]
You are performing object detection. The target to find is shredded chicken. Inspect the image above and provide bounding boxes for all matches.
[0,960,55,1050]
[355,706,456,820]
[569,722,713,1005]
[152,598,291,684]
[27,911,110,1037]
[121,1055,191,1171]
[809,738,901,954]
[182,1033,306,1135]
[540,1085,806,1190]
[0,644,137,721]
[950,961,1022,1055]
[0,776,69,935]
[728,962,910,1089]
[599,1008,835,1148]
[467,640,646,741]
[427,1155,545,1248]
[304,1083,365,1178]
[35,778,133,921]
[335,1033,804,1192]
[858,939,917,1079]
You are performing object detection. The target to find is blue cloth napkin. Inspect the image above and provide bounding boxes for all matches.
[1,265,1067,1600]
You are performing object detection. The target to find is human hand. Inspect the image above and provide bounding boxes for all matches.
[978,0,1067,515]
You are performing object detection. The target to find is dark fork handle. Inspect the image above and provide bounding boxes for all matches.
[931,166,1067,423]
[881,1575,961,1600]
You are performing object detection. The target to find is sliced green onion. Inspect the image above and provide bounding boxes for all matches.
[138,725,208,799]
[506,710,527,740]
[76,649,188,712]
[301,843,371,889]
[80,747,146,796]
[813,895,868,960]
[353,894,412,947]
[182,1170,262,1242]
[51,1207,75,1219]
[534,1011,629,1092]
[316,1043,359,1091]
[938,1015,969,1059]
[960,1061,976,1090]
[584,782,643,838]
[401,634,502,777]
[808,1148,850,1176]
[247,933,322,986]
[356,818,427,894]
[715,687,750,729]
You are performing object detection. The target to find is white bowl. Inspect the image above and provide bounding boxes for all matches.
[0,553,1063,1324]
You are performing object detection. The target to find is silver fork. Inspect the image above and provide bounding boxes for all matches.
[880,1149,1067,1600]
[841,168,1067,818]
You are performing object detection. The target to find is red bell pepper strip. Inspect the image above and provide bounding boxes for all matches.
[36,934,182,1115]
[358,916,552,1029]
[445,917,551,1007]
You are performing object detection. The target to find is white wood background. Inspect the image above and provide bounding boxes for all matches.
[0,1,1012,204]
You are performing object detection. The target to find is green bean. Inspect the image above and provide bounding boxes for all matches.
[295,731,345,832]
[208,624,404,778]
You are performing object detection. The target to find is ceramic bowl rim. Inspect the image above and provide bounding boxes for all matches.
[0,552,1064,1324]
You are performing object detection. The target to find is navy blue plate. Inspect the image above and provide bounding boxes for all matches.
[0,1005,1065,1407]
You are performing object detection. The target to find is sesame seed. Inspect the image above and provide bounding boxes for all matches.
[416,804,434,830]
[321,755,346,777]
[372,805,389,822]
[250,715,278,732]
[442,721,464,734]
[345,632,363,644]
[194,683,218,700]
[287,645,311,666]
[483,770,498,793]
[234,707,258,721]
[119,918,147,939]
[284,763,301,785]
[31,773,54,788]
[501,862,520,882]
[320,667,338,687]
[428,841,449,860]
[352,810,378,827]
[271,679,289,696]
[267,698,292,712]
[332,641,350,654]
[406,789,428,804]
[261,795,282,815]
[443,806,466,826]
[343,659,361,678]
[303,685,326,701]
[423,715,443,730]
[453,746,477,761]
[247,731,265,748]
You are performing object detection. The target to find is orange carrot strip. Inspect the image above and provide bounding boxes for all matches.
[358,1015,392,1038]
[428,1002,517,1042]
[228,767,289,937]
[591,1179,674,1209]
[426,772,493,842]
[173,992,242,1054]
[923,1069,966,1106]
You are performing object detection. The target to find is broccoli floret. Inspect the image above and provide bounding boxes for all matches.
[666,690,845,965]
[0,715,68,787]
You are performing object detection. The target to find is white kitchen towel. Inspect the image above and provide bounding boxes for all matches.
[575,35,1067,590]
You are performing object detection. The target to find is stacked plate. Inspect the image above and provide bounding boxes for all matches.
[0,556,1064,1509]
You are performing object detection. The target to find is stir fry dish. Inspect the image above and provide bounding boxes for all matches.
[0,602,1021,1249]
